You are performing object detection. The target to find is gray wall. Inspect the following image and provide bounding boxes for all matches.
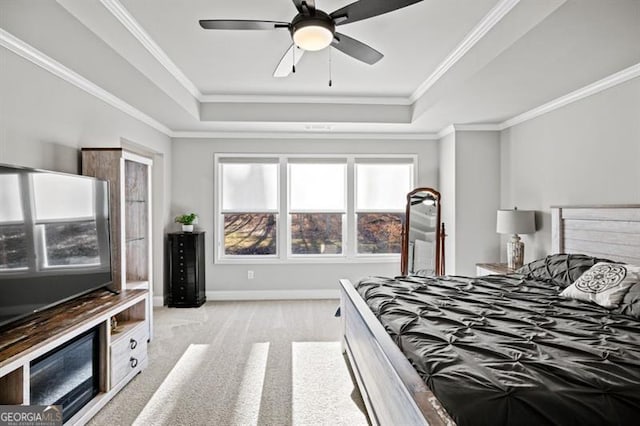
[455,131,501,275]
[171,138,439,296]
[500,77,640,262]
[438,131,501,275]
[0,46,173,301]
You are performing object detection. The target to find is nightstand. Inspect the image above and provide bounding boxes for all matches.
[476,263,517,276]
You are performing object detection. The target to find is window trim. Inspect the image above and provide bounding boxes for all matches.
[214,153,417,264]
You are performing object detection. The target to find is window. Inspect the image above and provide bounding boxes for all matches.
[289,161,346,255]
[0,174,27,270]
[355,161,413,254]
[1,173,104,272]
[220,160,279,256]
[32,174,100,267]
[216,155,416,262]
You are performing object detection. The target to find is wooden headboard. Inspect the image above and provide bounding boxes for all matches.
[551,205,640,265]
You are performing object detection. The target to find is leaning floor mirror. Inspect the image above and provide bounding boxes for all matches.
[401,188,445,276]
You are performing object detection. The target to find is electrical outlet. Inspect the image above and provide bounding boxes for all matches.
[247,270,254,280]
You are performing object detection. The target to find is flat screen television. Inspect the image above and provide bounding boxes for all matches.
[0,163,113,329]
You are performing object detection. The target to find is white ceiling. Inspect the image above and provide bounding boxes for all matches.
[1,0,639,136]
[119,0,498,97]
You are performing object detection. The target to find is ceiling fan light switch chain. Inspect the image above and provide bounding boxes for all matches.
[328,47,333,87]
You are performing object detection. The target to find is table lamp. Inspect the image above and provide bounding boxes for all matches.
[496,207,535,269]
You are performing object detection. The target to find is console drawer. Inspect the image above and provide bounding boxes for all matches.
[110,323,147,387]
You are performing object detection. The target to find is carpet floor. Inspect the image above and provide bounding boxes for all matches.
[89,299,369,426]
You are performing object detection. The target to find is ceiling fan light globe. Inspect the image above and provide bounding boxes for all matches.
[293,25,333,51]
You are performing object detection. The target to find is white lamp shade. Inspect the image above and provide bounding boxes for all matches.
[293,25,333,51]
[496,209,535,235]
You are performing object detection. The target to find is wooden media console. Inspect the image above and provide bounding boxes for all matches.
[0,289,150,425]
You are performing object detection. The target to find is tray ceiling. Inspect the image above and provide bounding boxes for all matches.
[119,0,497,97]
[0,0,638,135]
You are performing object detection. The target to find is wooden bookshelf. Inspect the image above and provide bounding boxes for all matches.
[82,148,154,340]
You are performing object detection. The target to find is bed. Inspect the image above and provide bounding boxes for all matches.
[340,205,640,425]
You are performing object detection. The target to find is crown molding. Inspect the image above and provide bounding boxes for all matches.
[98,0,518,108]
[437,123,501,138]
[198,93,412,105]
[437,125,455,138]
[409,0,520,103]
[170,130,440,140]
[4,23,636,141]
[100,0,201,99]
[435,63,640,137]
[97,0,519,110]
[0,28,171,136]
[499,62,640,130]
[454,124,501,132]
[99,0,413,106]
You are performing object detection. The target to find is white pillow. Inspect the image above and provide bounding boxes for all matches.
[560,262,640,308]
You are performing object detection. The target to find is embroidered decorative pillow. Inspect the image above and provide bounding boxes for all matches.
[517,254,615,288]
[613,282,640,319]
[561,262,640,308]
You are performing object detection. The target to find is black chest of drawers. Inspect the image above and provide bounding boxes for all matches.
[167,232,206,307]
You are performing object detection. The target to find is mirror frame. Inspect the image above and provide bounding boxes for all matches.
[401,187,442,276]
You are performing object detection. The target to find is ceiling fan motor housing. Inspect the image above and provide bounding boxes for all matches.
[290,10,335,51]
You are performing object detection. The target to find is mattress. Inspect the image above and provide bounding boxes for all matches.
[356,273,640,426]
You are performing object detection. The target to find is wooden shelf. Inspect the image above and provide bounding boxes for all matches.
[82,148,154,340]
[81,149,152,293]
[110,320,145,345]
[126,280,149,291]
[110,296,146,346]
[0,289,147,369]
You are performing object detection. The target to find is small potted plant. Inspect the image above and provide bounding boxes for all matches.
[175,213,197,232]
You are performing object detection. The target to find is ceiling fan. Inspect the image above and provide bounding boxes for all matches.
[199,0,423,77]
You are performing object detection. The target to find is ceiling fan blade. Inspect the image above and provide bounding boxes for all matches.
[330,0,423,26]
[273,44,305,78]
[199,20,289,30]
[331,33,383,65]
[292,0,316,14]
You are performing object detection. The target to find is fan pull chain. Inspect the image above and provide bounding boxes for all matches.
[292,47,296,74]
[328,48,332,87]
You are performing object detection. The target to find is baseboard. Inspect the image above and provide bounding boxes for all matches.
[206,289,339,301]
[152,296,164,307]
